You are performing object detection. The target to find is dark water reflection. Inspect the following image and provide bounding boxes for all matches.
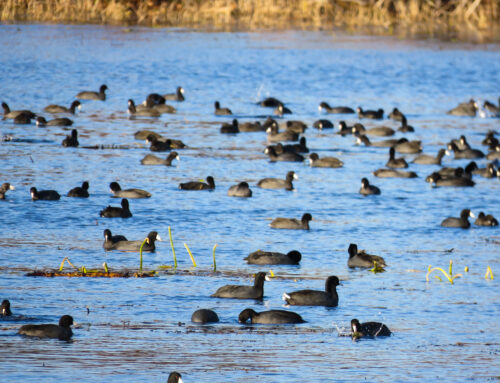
[0,25,499,382]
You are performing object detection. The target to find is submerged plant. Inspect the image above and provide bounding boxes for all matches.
[370,260,385,274]
[426,260,462,284]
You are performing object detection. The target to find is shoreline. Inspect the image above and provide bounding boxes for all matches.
[1,0,499,43]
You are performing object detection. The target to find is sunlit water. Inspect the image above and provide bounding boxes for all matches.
[0,25,499,382]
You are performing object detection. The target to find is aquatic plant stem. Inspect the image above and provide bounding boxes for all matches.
[168,226,177,269]
[213,244,217,271]
[184,243,197,267]
[139,238,148,272]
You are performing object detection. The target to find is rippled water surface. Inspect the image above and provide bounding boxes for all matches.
[0,25,499,382]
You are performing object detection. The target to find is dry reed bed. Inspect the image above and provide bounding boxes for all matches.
[0,0,499,40]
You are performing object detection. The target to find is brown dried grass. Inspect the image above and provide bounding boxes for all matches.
[0,0,498,40]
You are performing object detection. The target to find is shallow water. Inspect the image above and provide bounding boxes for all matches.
[0,25,499,382]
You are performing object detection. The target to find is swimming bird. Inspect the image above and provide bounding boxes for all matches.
[482,131,499,148]
[227,182,252,197]
[426,172,475,187]
[220,119,239,133]
[474,212,498,227]
[337,121,354,135]
[359,178,380,195]
[18,315,74,340]
[191,309,219,324]
[137,97,176,114]
[238,121,265,132]
[373,169,417,178]
[266,124,299,142]
[398,115,415,132]
[351,319,391,338]
[1,102,36,119]
[211,272,268,300]
[104,230,162,252]
[99,198,132,218]
[67,181,89,198]
[441,209,474,228]
[318,102,354,114]
[308,153,343,168]
[394,138,422,154]
[386,147,408,168]
[257,97,283,108]
[76,84,107,101]
[36,116,73,127]
[43,100,80,114]
[30,187,60,201]
[269,137,308,154]
[245,250,301,265]
[265,146,304,162]
[447,99,476,116]
[0,183,15,200]
[388,107,404,121]
[163,86,185,101]
[62,129,79,147]
[102,229,128,250]
[352,124,395,137]
[487,145,500,160]
[274,103,292,116]
[141,152,179,166]
[412,149,447,165]
[238,309,305,324]
[257,171,297,190]
[347,243,386,268]
[356,135,398,148]
[357,107,384,119]
[285,120,307,134]
[1,299,12,316]
[167,372,183,383]
[447,142,485,159]
[128,99,160,117]
[109,182,151,199]
[313,119,334,130]
[270,213,312,230]
[179,176,215,190]
[214,101,232,115]
[146,135,173,152]
[283,275,340,307]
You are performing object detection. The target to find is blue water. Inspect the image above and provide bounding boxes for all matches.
[0,25,499,382]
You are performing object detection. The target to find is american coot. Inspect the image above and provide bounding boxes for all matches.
[141,152,179,166]
[43,100,81,114]
[386,147,408,168]
[472,162,498,178]
[1,102,36,119]
[238,121,265,132]
[214,101,232,115]
[220,119,239,134]
[137,98,176,114]
[13,114,32,124]
[128,99,160,117]
[446,99,476,116]
[352,124,394,137]
[356,134,398,148]
[285,120,307,134]
[238,309,305,324]
[36,116,73,127]
[487,145,500,160]
[1,299,12,316]
[338,121,354,135]
[357,107,384,119]
[109,182,151,199]
[227,182,252,198]
[102,229,128,251]
[270,213,312,230]
[347,243,386,268]
[163,86,185,102]
[283,276,340,307]
[19,315,74,340]
[318,102,354,114]
[388,107,404,121]
[359,178,380,195]
[398,115,415,132]
[257,171,297,191]
[245,250,301,265]
[441,209,474,228]
[179,176,215,191]
[270,137,308,154]
[62,129,79,147]
[167,372,183,383]
[76,84,107,101]
[483,99,500,116]
[351,319,391,337]
[274,103,292,116]
[313,119,334,130]
[450,135,471,151]
[146,135,173,152]
[474,212,498,227]
[266,124,299,142]
[67,181,89,198]
[211,272,268,300]
[373,169,417,178]
[257,97,283,108]
[191,309,219,324]
[309,153,344,168]
[99,198,132,218]
[0,183,15,200]
[31,187,60,201]
[135,130,161,140]
[482,131,499,147]
[412,149,447,165]
[105,230,161,252]
[265,146,305,162]
[447,142,484,159]
[426,172,475,187]
[394,138,422,154]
